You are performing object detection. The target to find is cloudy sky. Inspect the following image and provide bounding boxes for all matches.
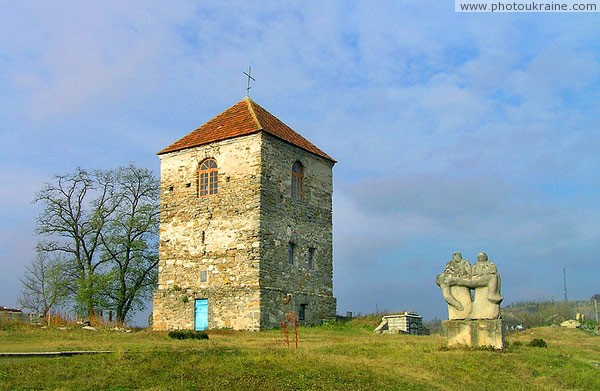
[1,1,599,324]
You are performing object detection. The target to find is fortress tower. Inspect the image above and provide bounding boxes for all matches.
[152,97,336,330]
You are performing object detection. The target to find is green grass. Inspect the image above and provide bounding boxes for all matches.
[0,319,599,390]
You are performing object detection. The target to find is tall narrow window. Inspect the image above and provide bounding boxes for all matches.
[291,161,304,201]
[307,247,315,270]
[288,242,296,265]
[199,158,218,197]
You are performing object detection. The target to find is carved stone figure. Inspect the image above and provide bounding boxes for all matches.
[470,252,503,319]
[436,252,503,320]
[435,252,472,319]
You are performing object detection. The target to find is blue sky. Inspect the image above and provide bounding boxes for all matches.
[1,1,599,324]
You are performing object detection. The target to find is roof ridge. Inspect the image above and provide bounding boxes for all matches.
[244,97,262,130]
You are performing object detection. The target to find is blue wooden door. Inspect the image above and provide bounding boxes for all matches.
[195,299,208,331]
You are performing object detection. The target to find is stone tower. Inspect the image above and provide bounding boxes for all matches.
[152,97,336,331]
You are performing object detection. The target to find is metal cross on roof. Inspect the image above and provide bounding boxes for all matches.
[243,66,255,96]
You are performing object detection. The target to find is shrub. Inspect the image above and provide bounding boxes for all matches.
[168,330,209,340]
[527,338,547,348]
[504,340,522,352]
[581,320,598,330]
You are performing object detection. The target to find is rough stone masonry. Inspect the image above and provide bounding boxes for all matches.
[152,97,336,331]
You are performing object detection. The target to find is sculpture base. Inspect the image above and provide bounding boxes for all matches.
[443,319,504,349]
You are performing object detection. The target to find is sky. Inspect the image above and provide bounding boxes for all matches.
[1,1,599,325]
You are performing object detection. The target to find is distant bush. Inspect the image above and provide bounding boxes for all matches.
[423,318,443,335]
[503,340,523,352]
[581,320,598,330]
[168,330,209,340]
[527,338,547,348]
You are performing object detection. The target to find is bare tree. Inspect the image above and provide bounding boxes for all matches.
[35,168,115,317]
[32,165,159,324]
[100,164,159,326]
[18,252,69,319]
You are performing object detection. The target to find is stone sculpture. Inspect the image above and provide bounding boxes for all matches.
[436,252,504,348]
[436,252,502,320]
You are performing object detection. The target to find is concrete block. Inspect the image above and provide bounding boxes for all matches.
[443,319,504,349]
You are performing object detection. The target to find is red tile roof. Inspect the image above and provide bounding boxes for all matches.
[158,97,335,162]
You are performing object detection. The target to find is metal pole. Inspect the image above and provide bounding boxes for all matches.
[294,318,298,352]
[563,267,568,301]
[595,299,598,323]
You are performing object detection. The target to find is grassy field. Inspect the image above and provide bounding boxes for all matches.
[1,318,599,390]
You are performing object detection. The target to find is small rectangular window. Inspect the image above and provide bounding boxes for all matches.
[308,247,315,270]
[299,304,307,321]
[200,270,208,282]
[288,242,295,265]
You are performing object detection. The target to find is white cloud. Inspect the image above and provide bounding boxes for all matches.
[2,1,194,121]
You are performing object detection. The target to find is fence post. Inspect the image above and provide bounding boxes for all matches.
[294,319,298,352]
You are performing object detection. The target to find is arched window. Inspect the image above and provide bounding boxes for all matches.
[291,161,304,201]
[198,158,218,197]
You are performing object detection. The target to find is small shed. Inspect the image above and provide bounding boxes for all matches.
[374,312,423,335]
[0,306,28,323]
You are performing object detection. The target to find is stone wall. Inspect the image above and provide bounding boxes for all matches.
[258,134,336,327]
[153,134,263,331]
